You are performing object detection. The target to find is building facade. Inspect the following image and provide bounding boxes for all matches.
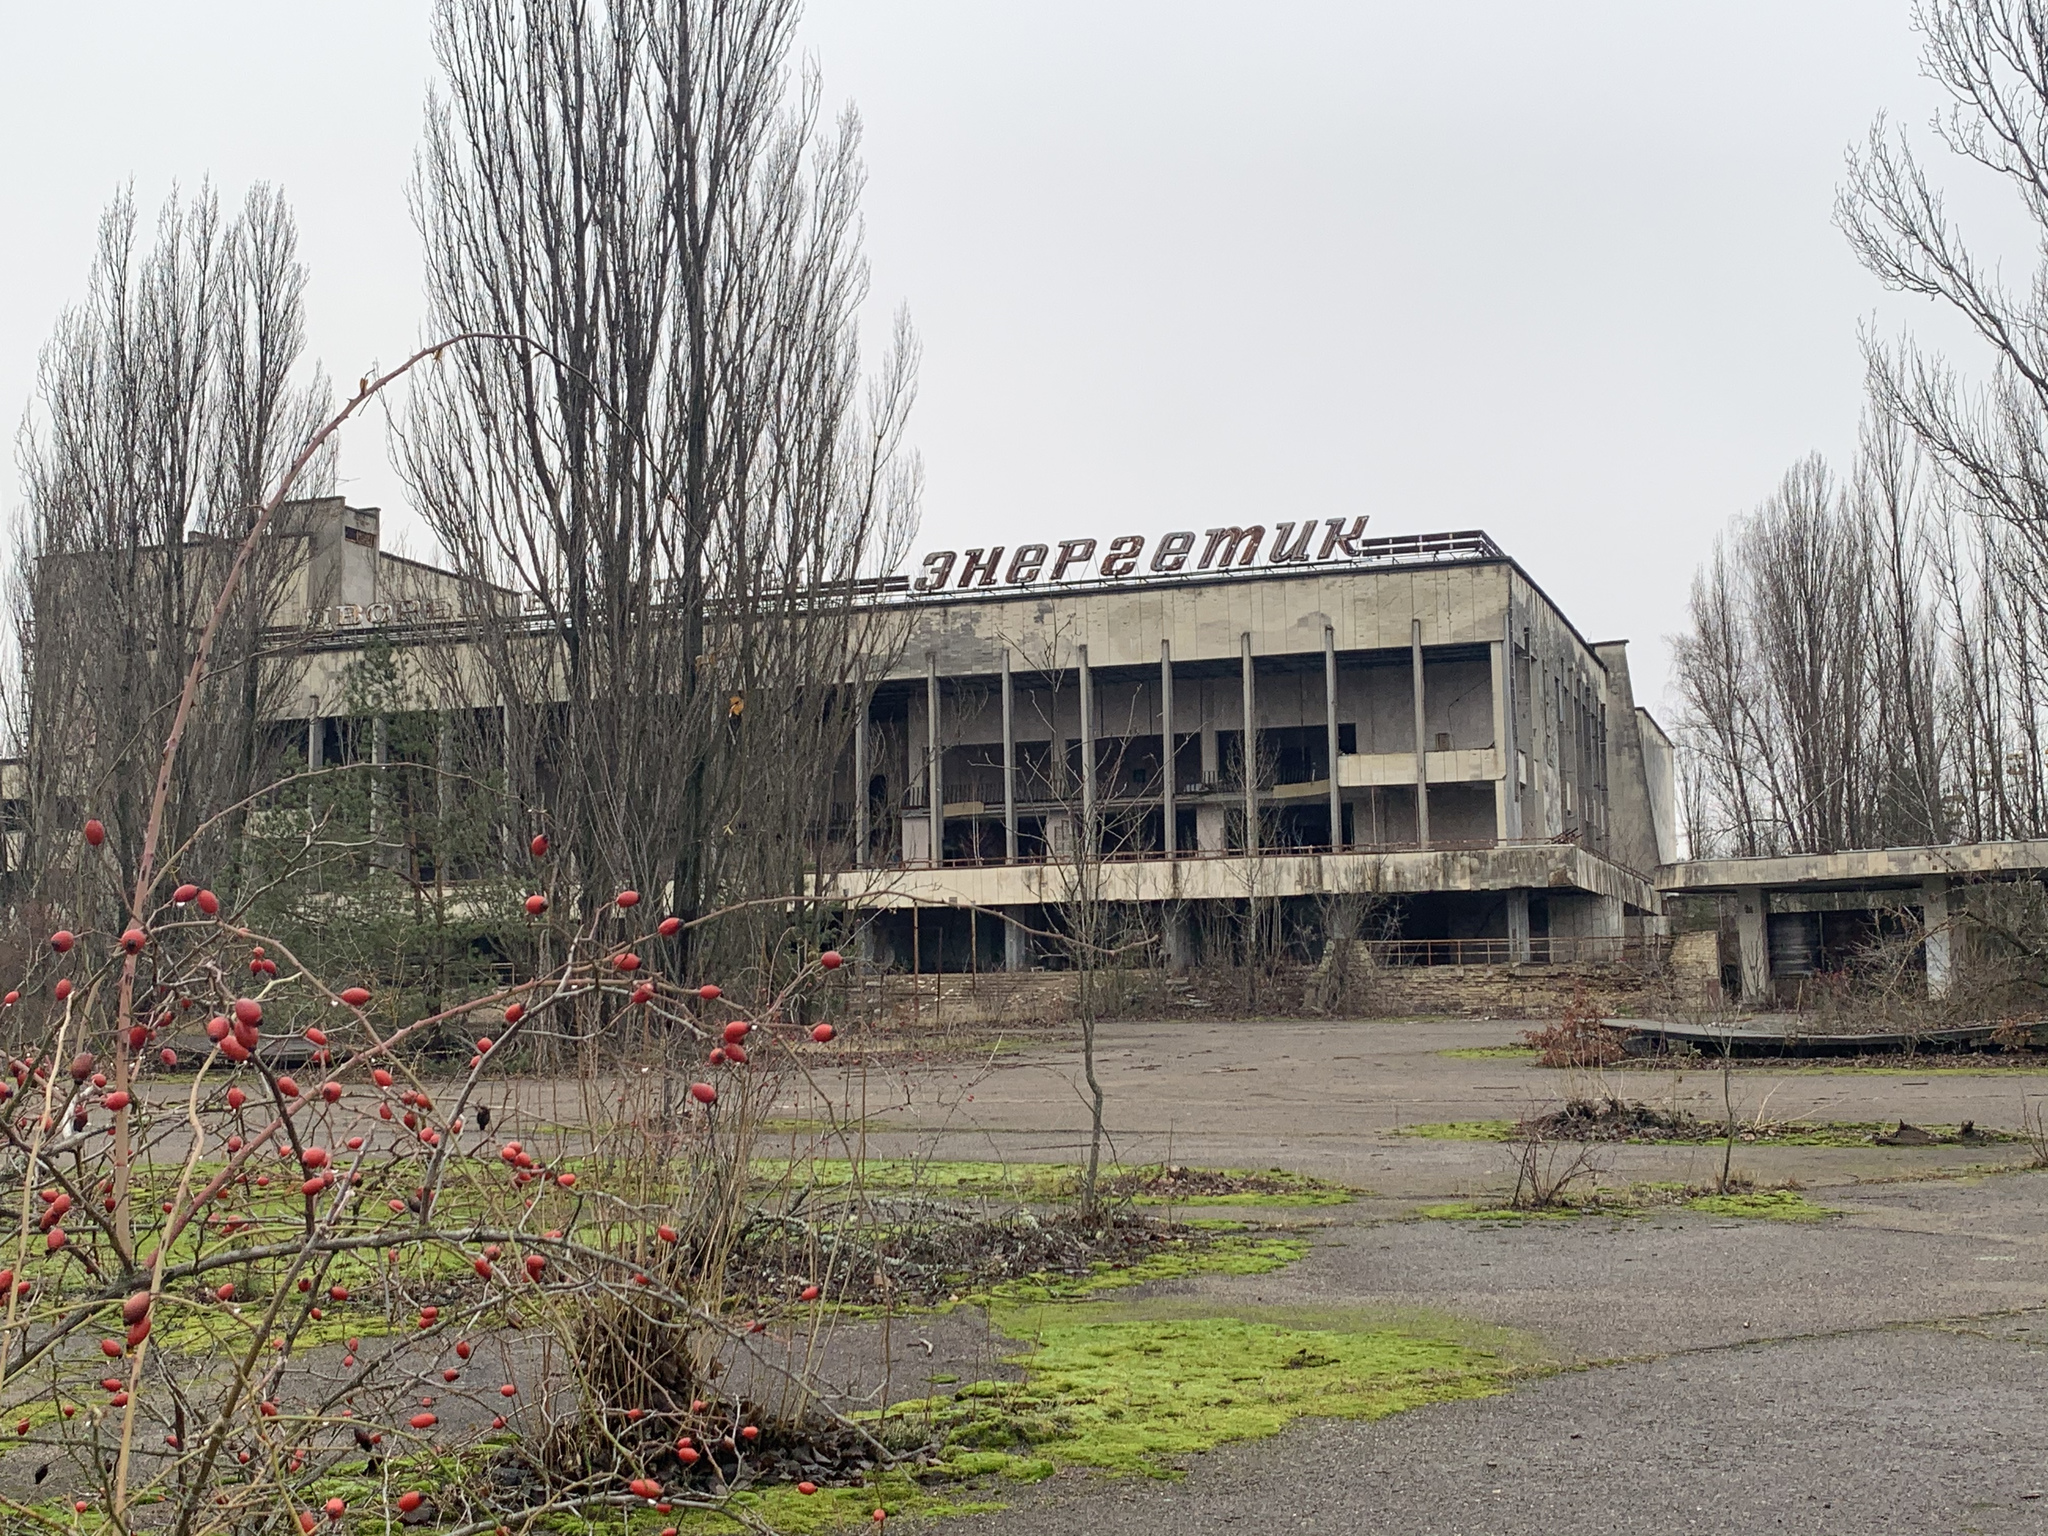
[825,527,1677,971]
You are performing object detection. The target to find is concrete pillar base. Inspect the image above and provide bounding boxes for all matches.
[1734,890,1769,1006]
[1922,876,1952,1000]
[1003,911,1031,972]
[1505,889,1531,965]
[1162,907,1195,973]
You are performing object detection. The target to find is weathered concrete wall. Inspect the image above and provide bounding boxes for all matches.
[824,842,1663,911]
[894,563,1520,680]
[1594,640,1669,876]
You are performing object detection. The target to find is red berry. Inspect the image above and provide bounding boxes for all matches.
[722,1021,750,1045]
[339,987,370,1007]
[197,889,220,915]
[49,930,73,953]
[698,984,721,1001]
[689,1082,716,1105]
[233,999,261,1028]
[659,916,681,937]
[530,833,549,857]
[172,883,198,904]
[83,819,105,847]
[821,950,843,970]
[524,894,547,915]
[810,1024,836,1044]
[504,1003,524,1024]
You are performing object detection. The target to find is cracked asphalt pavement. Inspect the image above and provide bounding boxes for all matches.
[870,1019,2048,1534]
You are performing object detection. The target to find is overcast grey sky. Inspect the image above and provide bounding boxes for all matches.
[0,2,2018,716]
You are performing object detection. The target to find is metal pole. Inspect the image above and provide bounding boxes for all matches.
[1324,624,1342,852]
[1160,639,1176,858]
[1001,649,1017,863]
[1241,632,1257,856]
[1412,616,1431,850]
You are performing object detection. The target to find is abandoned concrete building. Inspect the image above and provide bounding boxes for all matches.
[822,526,1680,973]
[39,495,2040,1006]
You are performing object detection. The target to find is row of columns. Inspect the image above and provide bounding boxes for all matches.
[858,629,1444,868]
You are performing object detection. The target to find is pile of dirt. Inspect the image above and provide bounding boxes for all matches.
[730,1206,1200,1310]
[1515,1097,2015,1148]
[881,1208,1191,1303]
[1518,1097,1713,1141]
[1096,1166,1310,1201]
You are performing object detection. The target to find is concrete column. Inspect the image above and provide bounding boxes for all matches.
[1004,910,1030,971]
[926,654,942,866]
[1588,893,1624,939]
[1001,650,1017,863]
[1162,906,1194,973]
[1161,640,1176,858]
[1240,633,1258,855]
[1506,889,1531,965]
[1324,624,1342,851]
[1735,890,1770,1006]
[1490,637,1509,844]
[1922,875,1953,999]
[1079,644,1096,858]
[854,703,869,869]
[1411,617,1431,849]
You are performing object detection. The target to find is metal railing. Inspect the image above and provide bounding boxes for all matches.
[1363,936,1670,968]
[881,837,1532,869]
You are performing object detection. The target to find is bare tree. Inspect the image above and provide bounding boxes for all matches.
[10,184,329,919]
[396,0,918,993]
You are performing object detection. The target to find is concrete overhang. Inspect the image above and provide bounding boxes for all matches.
[821,843,1661,913]
[1656,840,2048,894]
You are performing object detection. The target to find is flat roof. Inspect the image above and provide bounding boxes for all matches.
[1657,840,2048,893]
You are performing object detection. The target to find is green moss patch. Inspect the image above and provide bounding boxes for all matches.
[1436,1046,1539,1061]
[921,1309,1515,1479]
[971,1233,1308,1308]
[1413,1201,1587,1223]
[1394,1120,1518,1141]
[1684,1189,1836,1222]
